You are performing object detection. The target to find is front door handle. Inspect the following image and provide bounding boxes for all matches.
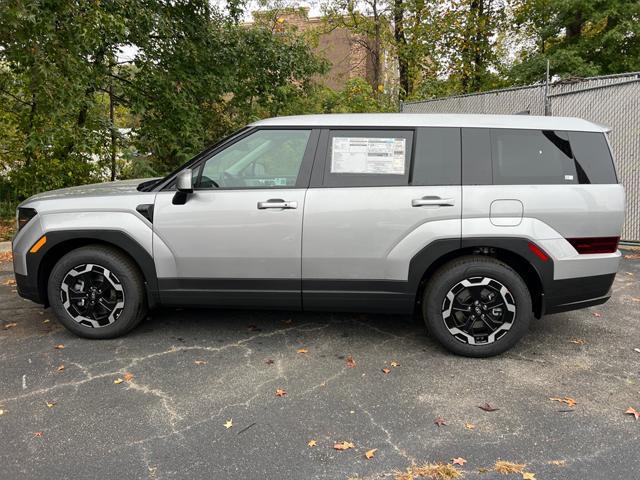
[412,196,455,207]
[257,199,298,209]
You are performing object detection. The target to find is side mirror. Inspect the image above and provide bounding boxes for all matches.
[173,169,194,205]
[176,169,194,193]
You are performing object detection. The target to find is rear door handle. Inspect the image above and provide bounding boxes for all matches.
[257,199,298,209]
[412,196,455,207]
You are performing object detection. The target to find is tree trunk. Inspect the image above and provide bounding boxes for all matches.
[394,0,409,99]
[109,79,117,182]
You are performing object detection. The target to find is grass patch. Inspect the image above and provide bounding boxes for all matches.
[395,463,463,480]
[493,461,526,474]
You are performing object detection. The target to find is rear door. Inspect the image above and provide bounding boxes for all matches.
[301,127,462,313]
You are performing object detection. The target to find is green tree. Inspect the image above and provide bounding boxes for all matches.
[509,0,640,83]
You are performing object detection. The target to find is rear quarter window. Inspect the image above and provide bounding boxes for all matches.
[568,131,618,184]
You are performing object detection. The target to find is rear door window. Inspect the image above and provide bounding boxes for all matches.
[412,127,461,185]
[491,129,577,185]
[323,130,413,187]
[568,131,618,184]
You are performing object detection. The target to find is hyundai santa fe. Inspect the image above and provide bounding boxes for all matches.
[11,113,625,356]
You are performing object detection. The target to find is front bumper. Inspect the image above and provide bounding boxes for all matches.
[14,272,43,304]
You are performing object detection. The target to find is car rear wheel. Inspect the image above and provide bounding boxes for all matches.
[48,245,147,339]
[423,255,532,357]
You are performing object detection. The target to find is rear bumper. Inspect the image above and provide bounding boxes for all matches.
[543,273,615,315]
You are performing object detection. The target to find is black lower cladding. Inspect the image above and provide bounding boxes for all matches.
[544,273,615,314]
[14,272,42,303]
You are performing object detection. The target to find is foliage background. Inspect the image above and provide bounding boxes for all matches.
[0,0,638,224]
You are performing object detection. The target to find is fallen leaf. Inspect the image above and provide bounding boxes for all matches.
[478,403,499,412]
[631,297,640,302]
[123,372,134,382]
[307,439,317,447]
[3,322,17,330]
[56,365,65,372]
[345,355,356,368]
[333,441,355,450]
[634,348,640,354]
[624,253,640,259]
[549,396,577,408]
[275,388,287,397]
[625,407,640,420]
[194,360,207,365]
[32,432,43,438]
[434,417,447,427]
[365,448,378,459]
[452,457,467,466]
[45,400,56,408]
[494,461,526,474]
[382,368,391,374]
[224,419,233,429]
[548,460,566,466]
[0,409,5,415]
[54,344,65,350]
[43,319,50,324]
[114,378,124,384]
[297,348,308,354]
[593,312,602,317]
[265,359,274,365]
[390,361,400,367]
[464,422,476,430]
[2,278,16,286]
[569,338,586,345]
[522,473,536,480]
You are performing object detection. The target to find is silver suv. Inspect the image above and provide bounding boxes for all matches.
[12,114,625,356]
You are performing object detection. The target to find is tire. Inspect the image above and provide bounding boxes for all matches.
[422,255,532,357]
[47,244,148,339]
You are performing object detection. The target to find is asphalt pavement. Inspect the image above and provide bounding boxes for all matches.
[1,249,639,480]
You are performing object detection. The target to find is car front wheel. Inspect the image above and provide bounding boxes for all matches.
[47,245,147,339]
[423,255,532,357]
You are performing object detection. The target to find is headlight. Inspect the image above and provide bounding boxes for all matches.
[17,207,37,232]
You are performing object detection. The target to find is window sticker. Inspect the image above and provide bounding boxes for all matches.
[330,137,406,174]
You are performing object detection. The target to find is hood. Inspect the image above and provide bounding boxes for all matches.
[21,178,157,204]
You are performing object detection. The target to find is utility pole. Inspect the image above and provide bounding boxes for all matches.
[544,59,551,116]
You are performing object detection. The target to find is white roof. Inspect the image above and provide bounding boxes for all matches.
[250,113,608,132]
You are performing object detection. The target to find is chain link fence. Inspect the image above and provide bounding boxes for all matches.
[402,73,640,243]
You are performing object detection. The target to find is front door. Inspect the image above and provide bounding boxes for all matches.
[152,128,318,309]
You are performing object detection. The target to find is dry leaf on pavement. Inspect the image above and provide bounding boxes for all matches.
[0,409,5,416]
[54,344,65,350]
[297,348,308,354]
[56,365,65,372]
[522,473,536,480]
[45,401,56,408]
[478,403,499,412]
[333,441,355,450]
[625,407,640,420]
[549,396,577,408]
[123,372,134,382]
[3,322,17,330]
[569,338,586,345]
[194,360,207,365]
[307,440,317,447]
[390,361,400,367]
[114,378,124,384]
[224,419,233,429]
[434,417,447,427]
[32,432,44,438]
[464,423,476,430]
[345,355,356,368]
[452,457,467,466]
[275,388,287,397]
[365,448,377,459]
[593,312,602,317]
[381,368,391,374]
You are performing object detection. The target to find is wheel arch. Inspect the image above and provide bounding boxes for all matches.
[409,237,551,318]
[30,230,158,308]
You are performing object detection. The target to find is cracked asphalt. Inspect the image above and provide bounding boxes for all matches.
[1,251,639,480]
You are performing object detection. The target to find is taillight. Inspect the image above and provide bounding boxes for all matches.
[567,237,620,254]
